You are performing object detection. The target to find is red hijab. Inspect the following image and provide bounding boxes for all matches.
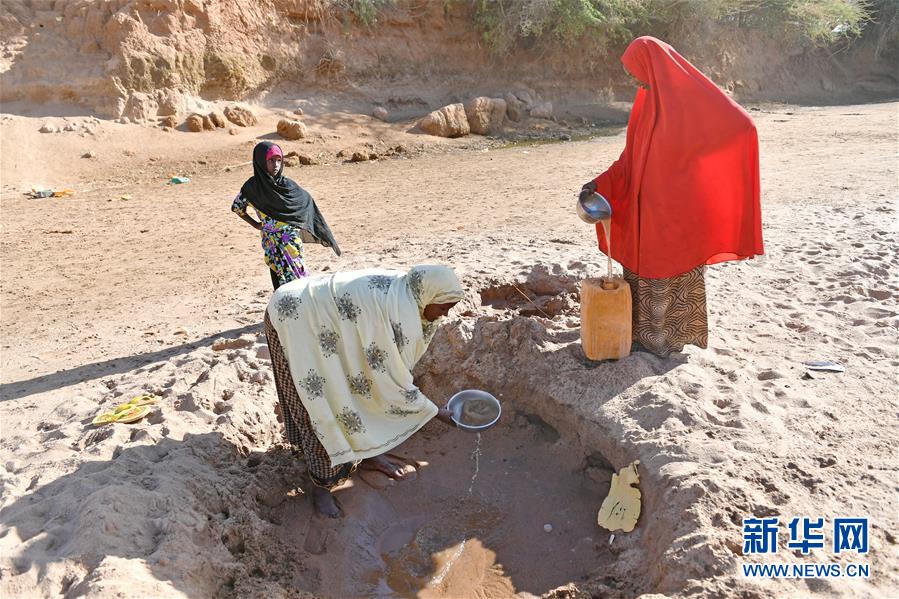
[593,36,763,278]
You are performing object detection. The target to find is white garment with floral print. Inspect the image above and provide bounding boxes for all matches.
[267,266,464,465]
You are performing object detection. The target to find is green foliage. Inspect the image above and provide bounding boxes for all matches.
[335,0,396,26]
[469,0,873,55]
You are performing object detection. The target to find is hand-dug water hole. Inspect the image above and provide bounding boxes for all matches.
[274,409,616,598]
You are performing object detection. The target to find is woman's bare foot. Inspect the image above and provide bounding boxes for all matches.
[309,484,340,518]
[360,454,409,480]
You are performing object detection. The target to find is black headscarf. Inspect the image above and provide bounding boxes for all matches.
[240,141,341,256]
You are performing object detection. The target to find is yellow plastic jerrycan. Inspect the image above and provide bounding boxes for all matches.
[580,276,632,360]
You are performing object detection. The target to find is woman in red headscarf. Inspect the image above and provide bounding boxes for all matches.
[580,36,763,357]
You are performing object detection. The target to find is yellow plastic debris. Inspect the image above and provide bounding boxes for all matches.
[52,189,75,198]
[597,460,641,533]
[92,394,158,425]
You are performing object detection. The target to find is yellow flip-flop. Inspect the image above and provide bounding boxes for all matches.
[91,412,118,425]
[92,394,158,425]
[113,405,151,423]
[112,393,158,414]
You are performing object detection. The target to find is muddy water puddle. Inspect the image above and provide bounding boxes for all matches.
[379,504,503,597]
[315,413,614,598]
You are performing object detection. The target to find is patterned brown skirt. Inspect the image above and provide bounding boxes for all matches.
[264,311,358,489]
[622,265,709,357]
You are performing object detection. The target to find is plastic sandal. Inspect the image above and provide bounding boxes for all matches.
[92,394,158,425]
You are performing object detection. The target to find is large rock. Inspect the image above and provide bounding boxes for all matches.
[156,89,186,117]
[284,149,317,167]
[504,92,523,122]
[185,113,204,132]
[123,92,158,122]
[418,103,469,138]
[372,106,389,121]
[209,110,226,128]
[276,118,307,140]
[464,96,507,135]
[283,152,300,167]
[224,105,258,127]
[514,89,536,109]
[529,101,553,120]
[201,114,216,131]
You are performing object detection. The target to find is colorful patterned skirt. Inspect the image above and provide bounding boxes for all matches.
[264,312,358,489]
[261,222,307,288]
[622,265,709,357]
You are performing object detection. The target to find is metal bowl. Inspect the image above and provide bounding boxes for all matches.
[446,389,501,432]
[576,191,612,224]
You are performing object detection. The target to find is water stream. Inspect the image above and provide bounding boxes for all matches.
[427,432,481,588]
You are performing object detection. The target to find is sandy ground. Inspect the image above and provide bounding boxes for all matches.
[0,101,897,598]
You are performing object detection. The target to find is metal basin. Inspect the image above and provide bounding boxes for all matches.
[446,389,501,432]
[576,191,612,224]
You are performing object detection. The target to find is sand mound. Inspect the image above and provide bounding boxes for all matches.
[0,263,751,597]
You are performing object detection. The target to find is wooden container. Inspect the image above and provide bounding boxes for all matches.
[580,277,632,361]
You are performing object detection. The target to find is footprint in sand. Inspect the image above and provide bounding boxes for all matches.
[865,307,897,319]
[78,425,116,448]
[40,429,67,443]
[750,401,770,414]
[756,370,783,382]
[867,289,893,301]
[130,428,157,443]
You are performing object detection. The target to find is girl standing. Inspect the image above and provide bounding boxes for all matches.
[232,142,340,289]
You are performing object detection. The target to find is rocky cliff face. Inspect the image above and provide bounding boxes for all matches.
[1,0,895,121]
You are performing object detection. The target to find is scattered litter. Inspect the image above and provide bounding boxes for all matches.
[92,393,159,425]
[26,188,75,199]
[81,151,96,159]
[597,460,641,533]
[543,523,553,533]
[803,360,845,373]
[46,230,73,234]
[169,176,190,184]
[609,534,615,544]
[119,194,132,201]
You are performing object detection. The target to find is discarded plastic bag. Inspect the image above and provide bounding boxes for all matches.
[597,460,641,533]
